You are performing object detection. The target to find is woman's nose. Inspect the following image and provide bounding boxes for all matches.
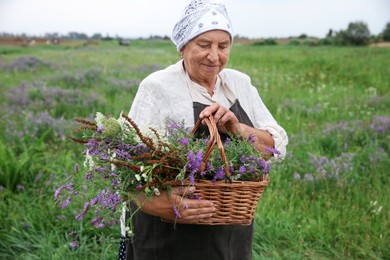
[207,48,218,62]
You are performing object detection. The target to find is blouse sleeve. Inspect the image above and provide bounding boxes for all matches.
[248,86,288,159]
[128,79,165,129]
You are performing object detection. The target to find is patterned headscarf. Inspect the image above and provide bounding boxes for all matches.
[172,0,233,51]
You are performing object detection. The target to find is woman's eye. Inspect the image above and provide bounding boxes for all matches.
[198,44,209,48]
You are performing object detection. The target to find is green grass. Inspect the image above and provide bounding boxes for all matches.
[0,40,389,259]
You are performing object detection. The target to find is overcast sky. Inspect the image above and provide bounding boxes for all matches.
[1,0,389,39]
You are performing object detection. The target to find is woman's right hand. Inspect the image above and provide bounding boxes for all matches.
[134,186,216,223]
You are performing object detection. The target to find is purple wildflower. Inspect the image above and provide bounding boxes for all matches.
[257,158,267,171]
[187,150,204,184]
[240,155,246,163]
[224,137,232,146]
[54,183,73,202]
[75,202,90,221]
[84,139,101,156]
[74,163,79,173]
[70,241,78,249]
[293,173,301,180]
[238,165,246,174]
[99,153,110,160]
[91,216,105,228]
[173,205,181,218]
[167,120,184,133]
[95,167,107,173]
[96,125,104,133]
[60,197,72,208]
[90,196,99,206]
[179,138,190,146]
[111,179,120,188]
[212,168,225,182]
[205,161,214,173]
[247,134,256,143]
[263,162,271,174]
[85,172,94,180]
[265,147,281,155]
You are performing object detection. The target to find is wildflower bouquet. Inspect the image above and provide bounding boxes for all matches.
[55,112,273,230]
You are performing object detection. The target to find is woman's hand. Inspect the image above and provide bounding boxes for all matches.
[134,186,216,223]
[199,103,242,135]
[199,103,275,159]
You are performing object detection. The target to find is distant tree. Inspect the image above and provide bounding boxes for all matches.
[326,29,333,38]
[91,33,102,40]
[288,38,301,45]
[68,32,88,39]
[345,21,370,45]
[45,32,60,39]
[319,37,333,45]
[298,34,308,39]
[335,21,370,46]
[252,38,278,46]
[382,21,390,41]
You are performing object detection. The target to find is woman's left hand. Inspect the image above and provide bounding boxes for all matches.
[199,102,275,159]
[199,103,242,135]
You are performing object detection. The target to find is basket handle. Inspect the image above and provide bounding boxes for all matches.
[190,116,230,179]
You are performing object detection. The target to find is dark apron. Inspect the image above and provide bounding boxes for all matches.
[124,99,255,260]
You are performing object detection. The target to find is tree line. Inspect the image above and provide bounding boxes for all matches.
[1,21,390,46]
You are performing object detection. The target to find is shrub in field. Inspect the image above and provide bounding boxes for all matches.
[5,81,106,118]
[2,111,72,145]
[0,139,45,192]
[288,115,390,186]
[1,56,54,72]
[252,38,278,46]
[318,37,333,45]
[288,39,301,45]
[335,21,371,46]
[303,38,318,46]
[50,67,103,88]
[382,21,390,41]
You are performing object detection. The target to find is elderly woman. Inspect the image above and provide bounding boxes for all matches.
[118,0,288,259]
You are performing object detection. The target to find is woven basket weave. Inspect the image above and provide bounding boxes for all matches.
[165,116,270,225]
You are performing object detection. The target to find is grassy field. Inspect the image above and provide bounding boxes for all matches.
[0,39,389,259]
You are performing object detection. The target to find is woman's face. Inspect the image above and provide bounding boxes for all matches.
[181,30,231,84]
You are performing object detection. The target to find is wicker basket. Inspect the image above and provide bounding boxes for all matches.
[164,116,270,225]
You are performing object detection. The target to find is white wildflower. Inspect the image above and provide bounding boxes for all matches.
[117,111,128,132]
[111,152,117,171]
[374,206,383,215]
[95,112,105,127]
[154,188,160,196]
[83,150,94,171]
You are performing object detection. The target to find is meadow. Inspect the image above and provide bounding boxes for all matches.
[0,39,389,259]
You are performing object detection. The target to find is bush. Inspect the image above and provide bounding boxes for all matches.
[288,39,301,45]
[303,38,318,46]
[382,21,390,41]
[252,38,278,46]
[335,21,371,46]
[319,37,333,45]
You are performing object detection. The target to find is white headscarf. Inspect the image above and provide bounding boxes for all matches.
[171,0,234,51]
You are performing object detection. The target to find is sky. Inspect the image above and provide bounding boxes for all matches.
[1,0,389,39]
